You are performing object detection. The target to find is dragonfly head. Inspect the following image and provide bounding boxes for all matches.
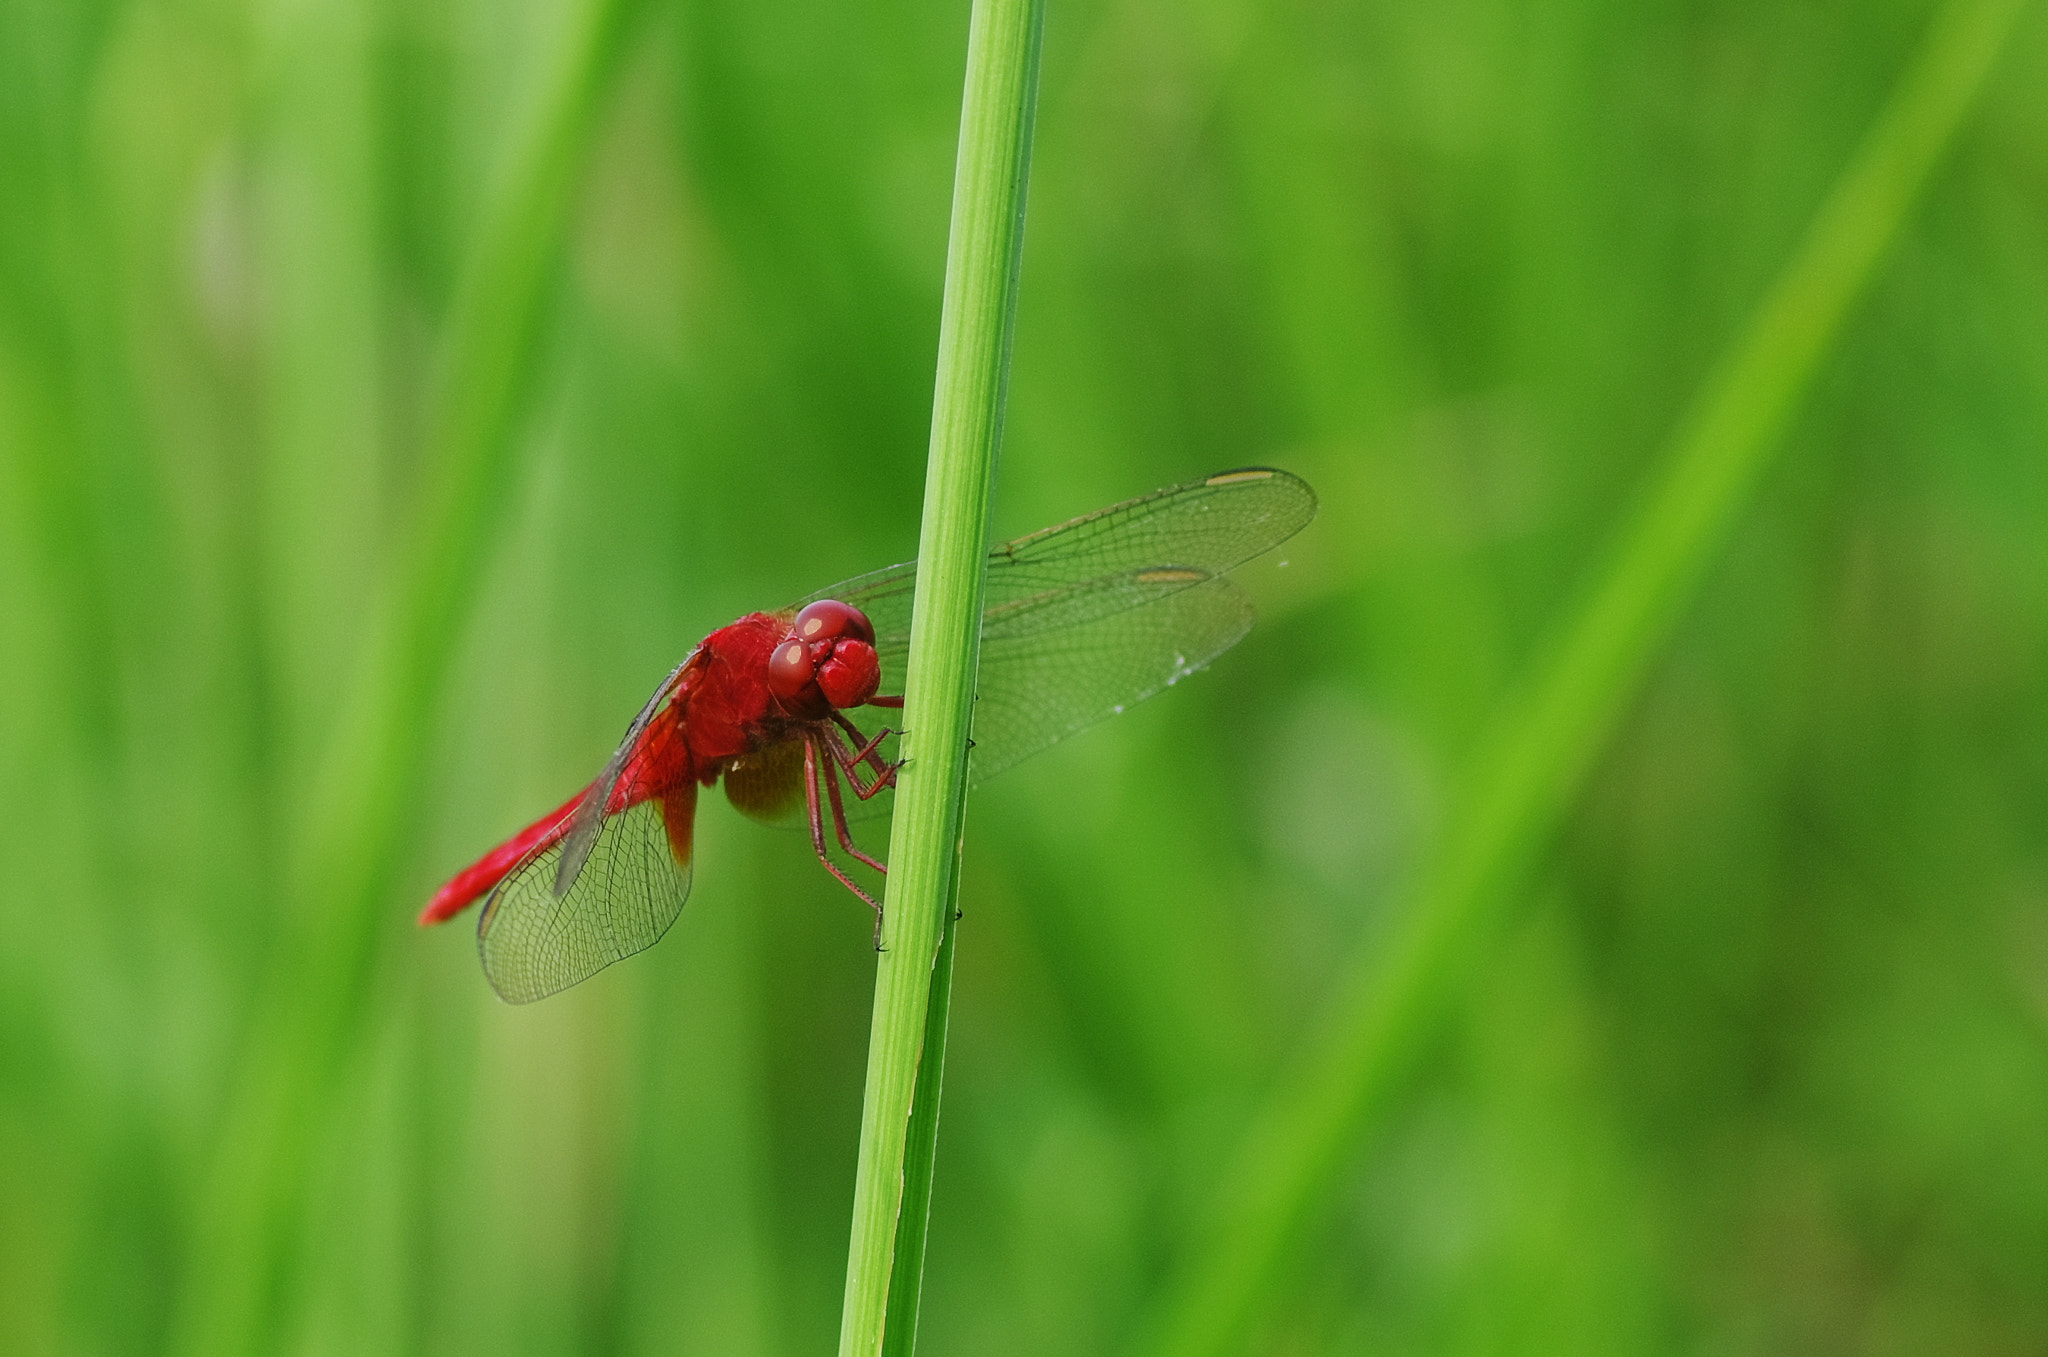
[768,599,881,716]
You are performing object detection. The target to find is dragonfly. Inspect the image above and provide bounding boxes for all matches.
[422,467,1316,1002]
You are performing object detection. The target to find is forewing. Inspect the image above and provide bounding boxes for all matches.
[478,782,697,1004]
[801,467,1312,783]
[982,466,1316,593]
[555,651,702,894]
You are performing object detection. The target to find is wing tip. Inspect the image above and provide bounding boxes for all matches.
[1202,466,1318,552]
[1206,464,1316,504]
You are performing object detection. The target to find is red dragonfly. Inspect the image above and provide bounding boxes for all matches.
[423,467,1315,1001]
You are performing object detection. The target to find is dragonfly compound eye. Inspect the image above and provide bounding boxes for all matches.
[767,637,816,702]
[792,598,875,646]
[816,640,881,710]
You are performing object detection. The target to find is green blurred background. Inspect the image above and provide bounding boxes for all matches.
[4,0,2048,1352]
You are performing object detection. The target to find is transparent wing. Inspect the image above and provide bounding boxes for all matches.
[969,571,1252,782]
[477,781,697,1004]
[554,650,701,895]
[803,466,1313,785]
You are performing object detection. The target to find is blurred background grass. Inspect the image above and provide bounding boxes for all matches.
[2,0,2046,1354]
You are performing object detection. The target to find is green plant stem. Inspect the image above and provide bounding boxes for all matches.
[166,3,641,1353]
[835,0,1044,1353]
[880,854,963,1357]
[1138,0,2030,1353]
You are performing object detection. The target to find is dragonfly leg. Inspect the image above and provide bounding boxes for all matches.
[819,749,888,875]
[866,695,904,709]
[827,729,898,802]
[830,710,897,781]
[831,710,894,767]
[827,714,900,801]
[804,735,886,947]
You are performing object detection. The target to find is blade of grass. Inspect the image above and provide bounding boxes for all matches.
[167,2,645,1353]
[835,0,1044,1352]
[1137,0,2032,1352]
[880,847,964,1357]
